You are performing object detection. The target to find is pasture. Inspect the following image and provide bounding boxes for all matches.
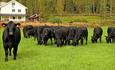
[0,26,115,70]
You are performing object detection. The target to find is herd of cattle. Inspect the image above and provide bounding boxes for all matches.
[23,24,115,45]
[1,21,115,61]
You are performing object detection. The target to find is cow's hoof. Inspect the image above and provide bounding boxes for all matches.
[14,57,16,60]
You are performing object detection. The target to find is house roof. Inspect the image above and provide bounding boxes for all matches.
[0,0,27,9]
[0,2,7,7]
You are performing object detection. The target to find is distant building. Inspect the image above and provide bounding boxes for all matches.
[28,14,40,22]
[0,0,27,22]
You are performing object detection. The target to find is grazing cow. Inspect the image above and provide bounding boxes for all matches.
[52,26,65,44]
[33,26,39,40]
[23,25,33,38]
[36,26,43,45]
[73,27,88,46]
[54,28,68,47]
[36,26,48,45]
[41,27,54,45]
[91,27,103,43]
[2,21,21,61]
[106,27,115,43]
[66,27,76,45]
[26,28,35,38]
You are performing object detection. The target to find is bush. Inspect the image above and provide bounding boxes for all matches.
[48,17,62,23]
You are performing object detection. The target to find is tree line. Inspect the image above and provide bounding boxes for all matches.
[0,0,115,18]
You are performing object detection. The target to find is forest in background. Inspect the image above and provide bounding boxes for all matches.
[0,0,115,19]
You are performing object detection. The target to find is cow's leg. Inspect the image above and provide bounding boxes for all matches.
[73,40,79,46]
[72,39,74,46]
[110,38,112,43]
[37,40,41,45]
[96,39,97,43]
[55,40,57,44]
[64,39,68,45]
[13,47,18,60]
[38,37,42,45]
[62,39,65,46]
[65,39,67,45]
[37,40,40,44]
[50,38,53,45]
[45,40,48,45]
[4,47,8,61]
[100,36,102,43]
[61,39,63,45]
[77,40,79,45]
[80,38,83,45]
[9,48,12,56]
[68,40,70,45]
[73,40,77,46]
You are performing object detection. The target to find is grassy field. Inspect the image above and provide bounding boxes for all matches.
[47,16,115,24]
[0,26,115,70]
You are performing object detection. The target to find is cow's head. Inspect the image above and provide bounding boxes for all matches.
[105,36,111,43]
[91,36,97,43]
[2,21,20,36]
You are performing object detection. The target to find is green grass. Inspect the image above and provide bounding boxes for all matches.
[48,16,115,24]
[47,16,100,23]
[0,26,115,70]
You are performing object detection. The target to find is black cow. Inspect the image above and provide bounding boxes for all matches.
[41,27,54,45]
[52,26,65,43]
[66,27,77,45]
[36,26,49,45]
[91,27,103,43]
[2,21,21,61]
[106,27,115,43]
[26,28,35,38]
[73,27,88,46]
[23,25,33,38]
[54,27,68,47]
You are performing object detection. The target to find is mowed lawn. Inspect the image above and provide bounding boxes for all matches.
[0,26,115,70]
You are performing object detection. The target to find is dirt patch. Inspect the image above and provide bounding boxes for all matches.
[20,21,96,28]
[0,21,113,28]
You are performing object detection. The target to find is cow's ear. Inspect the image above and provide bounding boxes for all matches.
[2,23,7,27]
[15,23,20,27]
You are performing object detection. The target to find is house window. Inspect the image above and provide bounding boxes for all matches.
[12,2,15,8]
[12,9,15,12]
[18,9,21,12]
[13,17,15,19]
[12,3,15,6]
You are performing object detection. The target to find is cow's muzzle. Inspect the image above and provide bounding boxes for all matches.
[9,32,13,35]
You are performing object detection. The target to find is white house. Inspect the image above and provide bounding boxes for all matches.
[0,0,27,22]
